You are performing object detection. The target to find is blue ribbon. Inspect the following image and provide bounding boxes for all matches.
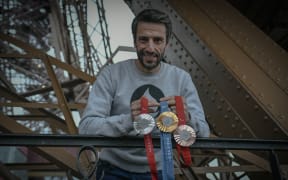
[160,101,175,180]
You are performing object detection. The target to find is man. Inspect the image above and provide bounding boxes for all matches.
[79,9,210,179]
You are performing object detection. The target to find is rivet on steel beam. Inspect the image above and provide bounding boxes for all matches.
[245,95,250,100]
[234,116,240,121]
[231,124,236,128]
[220,98,225,103]
[273,128,279,133]
[278,114,285,120]
[224,115,229,119]
[217,105,222,111]
[226,107,231,112]
[267,104,274,109]
[211,98,215,102]
[258,93,264,98]
[264,116,269,120]
[242,127,247,131]
[236,85,241,90]
[253,105,259,111]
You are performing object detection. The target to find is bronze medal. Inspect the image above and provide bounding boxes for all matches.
[173,125,196,147]
[133,113,155,135]
[156,111,179,132]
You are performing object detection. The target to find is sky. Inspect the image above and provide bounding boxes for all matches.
[101,0,137,62]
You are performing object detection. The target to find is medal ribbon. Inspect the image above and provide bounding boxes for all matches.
[140,97,158,180]
[160,101,175,180]
[175,96,192,167]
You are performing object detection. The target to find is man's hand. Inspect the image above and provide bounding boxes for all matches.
[130,97,159,121]
[160,96,190,121]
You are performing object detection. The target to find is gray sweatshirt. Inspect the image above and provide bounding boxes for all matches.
[79,59,210,173]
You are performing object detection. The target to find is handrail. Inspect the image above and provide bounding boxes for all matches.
[0,134,287,179]
[0,134,287,150]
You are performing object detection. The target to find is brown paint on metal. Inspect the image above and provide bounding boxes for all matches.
[0,33,96,84]
[0,113,80,177]
[168,0,288,135]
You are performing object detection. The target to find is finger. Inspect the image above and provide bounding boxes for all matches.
[132,110,141,116]
[160,96,176,105]
[170,106,176,113]
[148,101,160,107]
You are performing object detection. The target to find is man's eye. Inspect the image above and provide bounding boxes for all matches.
[154,38,163,44]
[139,37,148,42]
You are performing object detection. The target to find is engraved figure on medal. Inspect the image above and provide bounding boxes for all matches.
[133,113,155,135]
[173,124,196,147]
[156,111,178,132]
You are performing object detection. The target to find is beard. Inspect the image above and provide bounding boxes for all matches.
[137,49,164,71]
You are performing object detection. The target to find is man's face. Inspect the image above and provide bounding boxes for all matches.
[134,22,167,73]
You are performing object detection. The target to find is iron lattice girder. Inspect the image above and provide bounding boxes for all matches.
[124,0,288,139]
[0,134,287,178]
[0,134,287,150]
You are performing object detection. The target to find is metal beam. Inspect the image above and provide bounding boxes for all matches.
[0,113,81,177]
[168,0,288,135]
[0,134,287,151]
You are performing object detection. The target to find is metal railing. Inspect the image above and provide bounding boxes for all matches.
[0,134,287,179]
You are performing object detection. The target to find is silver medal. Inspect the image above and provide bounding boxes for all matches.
[133,113,155,135]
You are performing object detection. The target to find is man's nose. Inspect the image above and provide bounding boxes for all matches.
[146,39,155,50]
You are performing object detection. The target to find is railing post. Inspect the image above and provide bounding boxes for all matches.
[269,150,282,180]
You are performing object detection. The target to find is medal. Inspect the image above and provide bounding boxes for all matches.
[158,101,175,180]
[137,97,158,180]
[133,113,155,135]
[174,96,194,167]
[174,125,196,147]
[156,111,178,132]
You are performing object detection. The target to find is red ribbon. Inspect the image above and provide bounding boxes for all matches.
[140,97,158,180]
[175,96,192,167]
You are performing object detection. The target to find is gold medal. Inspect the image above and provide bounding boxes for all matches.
[133,113,155,135]
[156,111,179,132]
[173,125,196,147]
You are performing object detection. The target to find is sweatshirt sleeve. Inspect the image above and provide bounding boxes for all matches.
[78,67,134,137]
[182,73,210,137]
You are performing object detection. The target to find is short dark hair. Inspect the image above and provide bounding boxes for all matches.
[131,9,172,44]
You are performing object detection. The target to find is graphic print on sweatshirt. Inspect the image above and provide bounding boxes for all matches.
[130,84,164,118]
